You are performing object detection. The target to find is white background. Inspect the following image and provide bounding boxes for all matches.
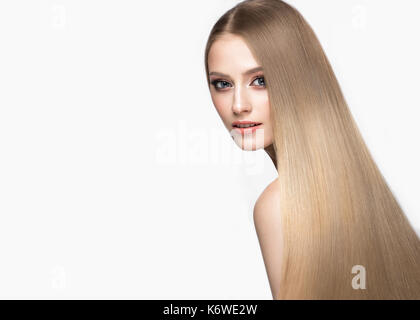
[0,0,419,299]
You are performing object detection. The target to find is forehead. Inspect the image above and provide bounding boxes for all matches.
[207,34,259,72]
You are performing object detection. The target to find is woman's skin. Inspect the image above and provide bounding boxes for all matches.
[207,33,283,299]
[207,33,277,166]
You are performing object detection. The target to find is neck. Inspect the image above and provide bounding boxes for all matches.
[264,144,277,170]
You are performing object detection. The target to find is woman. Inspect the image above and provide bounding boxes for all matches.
[204,0,420,299]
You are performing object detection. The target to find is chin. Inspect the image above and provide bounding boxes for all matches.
[232,137,267,151]
[240,144,264,151]
[231,128,268,151]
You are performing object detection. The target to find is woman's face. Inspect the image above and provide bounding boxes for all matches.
[207,33,274,151]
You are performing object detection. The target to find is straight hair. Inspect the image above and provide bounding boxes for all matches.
[204,0,420,299]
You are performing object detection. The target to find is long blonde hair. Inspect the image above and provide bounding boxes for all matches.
[204,0,420,299]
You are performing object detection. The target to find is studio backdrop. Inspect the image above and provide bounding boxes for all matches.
[0,0,419,299]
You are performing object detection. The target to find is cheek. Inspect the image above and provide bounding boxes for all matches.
[211,93,230,118]
[255,94,272,140]
[254,93,270,120]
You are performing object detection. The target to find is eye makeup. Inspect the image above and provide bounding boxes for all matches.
[210,74,266,91]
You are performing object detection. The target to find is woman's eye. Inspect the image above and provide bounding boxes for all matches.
[210,77,265,91]
[252,76,265,87]
[211,80,232,90]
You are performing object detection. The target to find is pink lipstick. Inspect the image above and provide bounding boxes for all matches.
[232,120,263,134]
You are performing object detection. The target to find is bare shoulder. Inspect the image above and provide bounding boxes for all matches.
[253,178,283,299]
[253,178,281,221]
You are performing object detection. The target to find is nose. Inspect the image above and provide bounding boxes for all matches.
[232,85,252,115]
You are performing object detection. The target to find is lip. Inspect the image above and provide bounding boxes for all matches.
[232,120,262,126]
[232,121,263,134]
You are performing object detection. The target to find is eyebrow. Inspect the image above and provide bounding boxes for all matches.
[208,66,263,78]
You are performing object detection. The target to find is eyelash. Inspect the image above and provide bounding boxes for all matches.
[210,76,266,91]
